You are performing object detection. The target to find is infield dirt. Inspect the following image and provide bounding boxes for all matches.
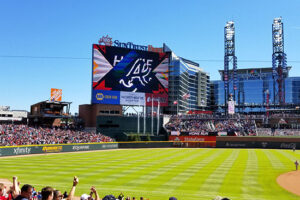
[277,171,300,196]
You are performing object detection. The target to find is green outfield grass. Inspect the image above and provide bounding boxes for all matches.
[1,149,300,200]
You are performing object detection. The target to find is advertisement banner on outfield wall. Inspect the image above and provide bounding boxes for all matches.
[120,91,145,106]
[0,143,119,157]
[169,136,217,142]
[216,141,299,149]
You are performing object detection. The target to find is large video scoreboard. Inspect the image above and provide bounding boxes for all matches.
[92,44,169,106]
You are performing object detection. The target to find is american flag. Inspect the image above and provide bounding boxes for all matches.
[183,93,190,100]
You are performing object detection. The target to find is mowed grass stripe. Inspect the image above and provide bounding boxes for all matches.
[64,149,180,186]
[175,149,232,196]
[276,149,300,164]
[210,150,245,199]
[195,149,240,198]
[146,149,219,196]
[99,149,203,187]
[241,150,264,200]
[135,149,216,192]
[123,149,211,189]
[1,150,166,190]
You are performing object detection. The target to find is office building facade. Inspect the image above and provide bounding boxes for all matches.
[210,67,300,113]
[166,52,210,114]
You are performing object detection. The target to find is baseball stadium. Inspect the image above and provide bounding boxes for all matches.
[1,18,300,200]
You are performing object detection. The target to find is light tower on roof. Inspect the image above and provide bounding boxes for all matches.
[224,21,238,111]
[272,17,287,105]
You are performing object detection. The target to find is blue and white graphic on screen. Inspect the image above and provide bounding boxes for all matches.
[92,45,169,94]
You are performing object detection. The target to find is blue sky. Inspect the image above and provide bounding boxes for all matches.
[0,0,300,113]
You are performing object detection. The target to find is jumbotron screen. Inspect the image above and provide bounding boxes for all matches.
[92,44,169,106]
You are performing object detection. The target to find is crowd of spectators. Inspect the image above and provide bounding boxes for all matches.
[256,128,300,136]
[0,177,230,200]
[165,115,257,136]
[0,124,114,146]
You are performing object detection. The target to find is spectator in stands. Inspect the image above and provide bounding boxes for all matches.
[102,195,116,200]
[90,187,100,200]
[0,124,114,146]
[15,184,33,200]
[0,183,12,200]
[53,190,64,200]
[41,187,54,200]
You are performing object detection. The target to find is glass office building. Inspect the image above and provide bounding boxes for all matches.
[166,52,210,114]
[211,67,300,113]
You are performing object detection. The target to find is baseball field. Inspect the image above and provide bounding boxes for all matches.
[0,148,299,200]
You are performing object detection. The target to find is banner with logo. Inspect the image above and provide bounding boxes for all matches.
[50,88,62,101]
[92,90,120,104]
[145,93,168,107]
[0,143,119,157]
[228,100,235,114]
[120,91,145,106]
[169,136,217,142]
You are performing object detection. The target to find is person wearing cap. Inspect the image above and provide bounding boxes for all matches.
[81,186,100,200]
[80,194,90,200]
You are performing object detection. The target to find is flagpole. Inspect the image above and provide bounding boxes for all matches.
[157,101,160,136]
[137,105,140,134]
[151,95,154,135]
[143,99,146,135]
[177,98,179,115]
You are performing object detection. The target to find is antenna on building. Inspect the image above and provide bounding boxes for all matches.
[224,21,238,112]
[272,17,287,105]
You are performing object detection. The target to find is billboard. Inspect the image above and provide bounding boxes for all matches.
[92,90,120,104]
[228,100,235,114]
[50,88,62,101]
[92,44,169,106]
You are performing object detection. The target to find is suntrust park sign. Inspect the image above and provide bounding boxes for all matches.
[98,35,163,53]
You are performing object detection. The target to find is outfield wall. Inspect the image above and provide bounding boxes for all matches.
[216,136,300,149]
[1,137,300,157]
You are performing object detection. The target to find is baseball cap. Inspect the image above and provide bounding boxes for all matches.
[169,197,177,200]
[80,194,90,200]
[102,195,116,200]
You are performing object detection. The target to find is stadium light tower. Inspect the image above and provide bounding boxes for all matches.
[224,21,238,110]
[272,17,287,105]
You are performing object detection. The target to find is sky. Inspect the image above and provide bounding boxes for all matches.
[0,0,300,114]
